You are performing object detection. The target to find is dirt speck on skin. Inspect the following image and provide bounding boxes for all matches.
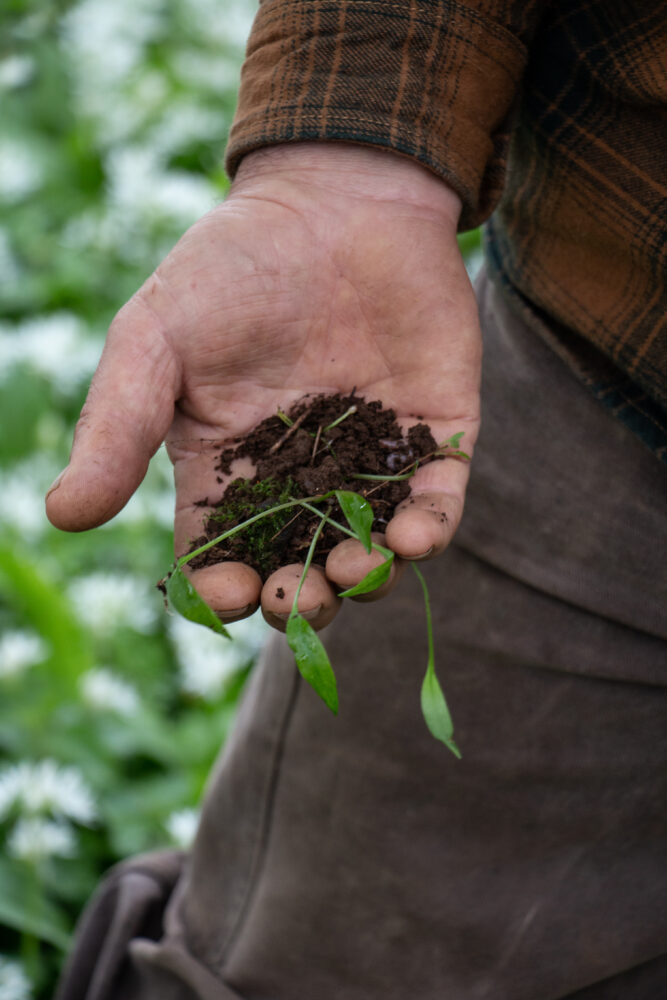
[275,587,285,600]
[188,392,445,580]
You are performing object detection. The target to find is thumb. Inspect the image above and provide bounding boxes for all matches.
[46,294,181,532]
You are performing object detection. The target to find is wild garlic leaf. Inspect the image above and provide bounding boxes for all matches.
[421,666,461,758]
[337,551,394,598]
[286,614,338,714]
[166,567,230,638]
[335,490,373,552]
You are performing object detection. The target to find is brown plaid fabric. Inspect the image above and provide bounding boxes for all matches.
[226,0,667,455]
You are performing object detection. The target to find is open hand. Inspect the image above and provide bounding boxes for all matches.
[46,143,481,631]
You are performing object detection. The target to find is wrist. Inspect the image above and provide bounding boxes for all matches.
[231,142,462,230]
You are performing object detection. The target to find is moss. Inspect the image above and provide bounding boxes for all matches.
[205,476,300,577]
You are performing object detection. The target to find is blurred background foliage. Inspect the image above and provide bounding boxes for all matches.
[0,1,482,996]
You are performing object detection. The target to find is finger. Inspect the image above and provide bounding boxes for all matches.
[261,564,341,633]
[325,532,405,602]
[385,489,464,559]
[46,289,181,532]
[383,432,473,559]
[187,564,262,622]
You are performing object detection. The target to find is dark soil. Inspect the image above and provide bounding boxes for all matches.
[187,392,443,579]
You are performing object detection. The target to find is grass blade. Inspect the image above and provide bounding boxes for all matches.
[166,566,230,637]
[335,490,373,552]
[286,614,338,713]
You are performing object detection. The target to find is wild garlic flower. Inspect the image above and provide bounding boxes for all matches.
[0,760,96,825]
[7,817,76,862]
[0,956,31,1000]
[80,668,140,715]
[67,572,158,634]
[165,808,199,849]
[0,313,102,395]
[0,631,48,680]
[169,612,269,700]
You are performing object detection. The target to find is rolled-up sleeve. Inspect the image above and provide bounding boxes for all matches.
[225,0,544,229]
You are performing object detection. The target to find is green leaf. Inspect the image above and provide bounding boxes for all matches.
[0,857,71,951]
[165,567,230,637]
[441,431,464,449]
[0,544,93,696]
[286,614,338,714]
[337,551,394,598]
[335,490,373,552]
[421,667,461,758]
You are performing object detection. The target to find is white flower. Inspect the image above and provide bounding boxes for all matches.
[6,817,77,862]
[68,573,158,634]
[0,956,32,1000]
[60,0,164,97]
[169,611,269,700]
[188,0,256,48]
[81,668,140,715]
[0,139,42,201]
[165,807,199,849]
[0,631,48,680]
[0,760,96,825]
[106,146,217,226]
[0,313,102,395]
[0,55,35,89]
[0,455,61,539]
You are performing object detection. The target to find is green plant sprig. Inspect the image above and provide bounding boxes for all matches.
[412,564,461,758]
[285,508,338,714]
[163,430,469,754]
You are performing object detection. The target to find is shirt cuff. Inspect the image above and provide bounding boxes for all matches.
[225,0,529,230]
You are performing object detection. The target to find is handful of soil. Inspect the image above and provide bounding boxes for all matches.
[187,391,442,579]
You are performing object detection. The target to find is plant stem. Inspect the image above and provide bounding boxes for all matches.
[290,508,330,618]
[299,501,393,559]
[351,462,418,482]
[178,492,337,568]
[324,405,357,431]
[412,564,434,670]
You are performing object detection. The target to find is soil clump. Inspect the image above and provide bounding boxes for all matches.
[187,392,442,579]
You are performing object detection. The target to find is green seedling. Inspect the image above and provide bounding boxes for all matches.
[160,430,469,757]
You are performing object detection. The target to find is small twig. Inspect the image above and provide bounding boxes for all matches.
[310,425,322,464]
[269,409,309,454]
[269,507,304,543]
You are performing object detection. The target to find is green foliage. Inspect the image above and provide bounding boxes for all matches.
[0,2,479,991]
[205,477,300,576]
[412,564,461,758]
[286,615,338,714]
[335,490,373,552]
[165,567,231,637]
[0,1,258,995]
[337,550,394,598]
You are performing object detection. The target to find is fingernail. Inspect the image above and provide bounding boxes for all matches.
[274,604,323,623]
[217,604,252,621]
[46,469,67,499]
[411,545,434,561]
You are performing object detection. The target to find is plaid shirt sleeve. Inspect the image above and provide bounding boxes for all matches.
[225,0,667,456]
[225,0,544,230]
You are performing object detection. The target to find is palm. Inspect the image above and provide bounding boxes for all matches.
[47,145,481,628]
